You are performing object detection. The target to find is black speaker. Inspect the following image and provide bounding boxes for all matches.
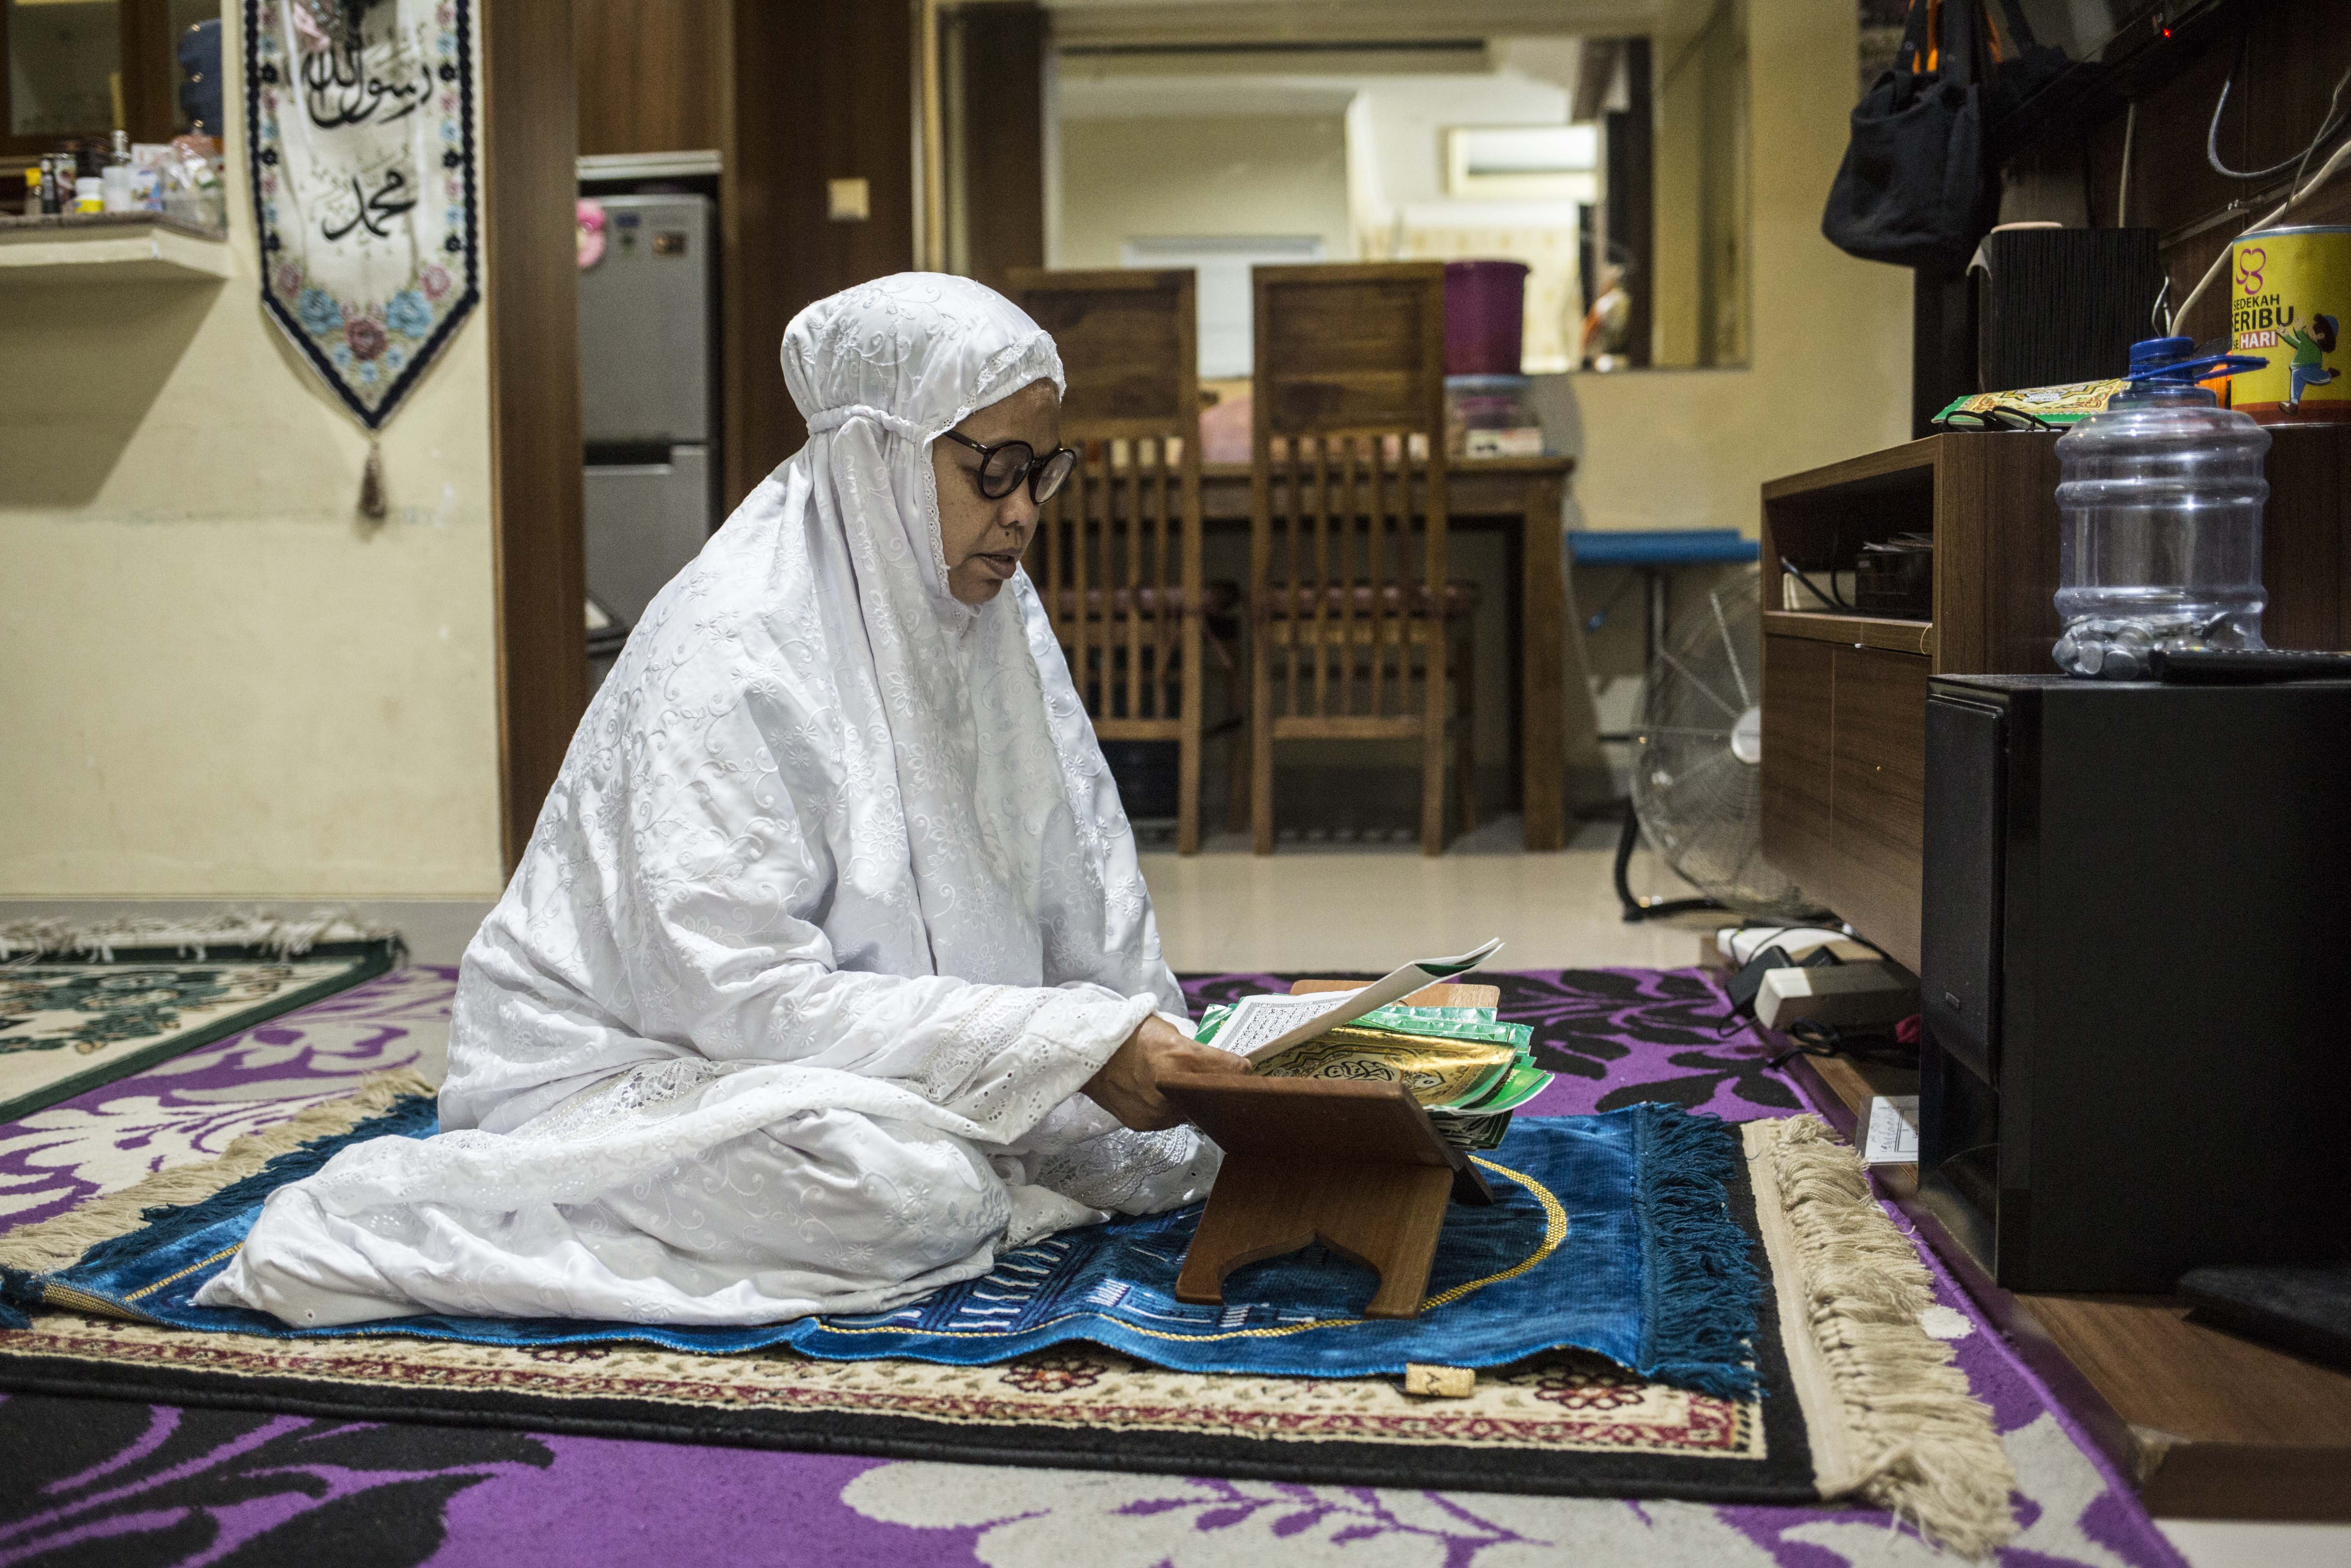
[1974,227,2164,393]
[1918,675,2351,1292]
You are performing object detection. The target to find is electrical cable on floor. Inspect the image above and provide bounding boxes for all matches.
[1613,800,1724,923]
[1765,1018,1916,1070]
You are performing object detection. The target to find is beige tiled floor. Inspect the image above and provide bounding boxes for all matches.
[0,820,1724,973]
[1142,819,1722,973]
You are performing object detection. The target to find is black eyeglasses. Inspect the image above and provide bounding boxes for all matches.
[1931,405,2059,432]
[938,429,1077,503]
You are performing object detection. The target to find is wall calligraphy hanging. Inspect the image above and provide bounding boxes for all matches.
[246,0,479,515]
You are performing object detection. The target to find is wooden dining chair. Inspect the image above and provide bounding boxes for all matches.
[1004,267,1237,855]
[1249,261,1477,857]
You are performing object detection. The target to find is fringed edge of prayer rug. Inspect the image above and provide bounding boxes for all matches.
[1633,1096,1761,1397]
[1746,1115,2021,1558]
[0,907,403,962]
[0,1069,436,1285]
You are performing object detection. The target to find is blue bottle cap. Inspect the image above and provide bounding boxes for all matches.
[2125,335,2266,384]
[2127,337,2196,376]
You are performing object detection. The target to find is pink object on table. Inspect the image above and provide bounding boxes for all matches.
[1444,260,1528,376]
[1199,389,1252,465]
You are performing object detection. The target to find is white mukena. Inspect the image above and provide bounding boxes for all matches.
[201,274,1219,1328]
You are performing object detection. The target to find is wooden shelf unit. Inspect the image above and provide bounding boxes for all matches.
[1758,425,2351,971]
[1758,433,2064,972]
[1761,610,1936,657]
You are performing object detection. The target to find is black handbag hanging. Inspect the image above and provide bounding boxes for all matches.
[1821,0,1996,272]
[1981,0,2069,124]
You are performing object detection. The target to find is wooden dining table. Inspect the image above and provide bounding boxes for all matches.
[1194,455,1576,852]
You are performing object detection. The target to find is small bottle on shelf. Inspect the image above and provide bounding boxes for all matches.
[101,129,137,214]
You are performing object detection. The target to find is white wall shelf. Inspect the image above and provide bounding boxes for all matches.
[0,216,232,285]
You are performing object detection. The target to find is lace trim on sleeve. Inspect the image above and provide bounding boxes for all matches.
[1034,1125,1219,1215]
[913,984,1034,1103]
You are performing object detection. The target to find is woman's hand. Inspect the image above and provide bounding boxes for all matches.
[1083,1014,1248,1131]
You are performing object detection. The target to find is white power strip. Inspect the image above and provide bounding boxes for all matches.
[1717,926,1876,967]
[1756,962,1919,1031]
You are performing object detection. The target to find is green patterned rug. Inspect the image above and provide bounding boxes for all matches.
[0,915,403,1123]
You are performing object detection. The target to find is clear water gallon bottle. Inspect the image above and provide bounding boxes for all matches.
[2051,336,2272,679]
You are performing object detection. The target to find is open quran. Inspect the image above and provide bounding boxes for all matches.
[1191,940,1549,1151]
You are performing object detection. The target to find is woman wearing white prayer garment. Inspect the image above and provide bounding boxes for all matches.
[198,273,1246,1330]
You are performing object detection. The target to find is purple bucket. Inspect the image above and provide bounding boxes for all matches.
[1444,259,1529,376]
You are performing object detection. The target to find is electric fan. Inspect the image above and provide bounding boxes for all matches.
[1617,567,1820,922]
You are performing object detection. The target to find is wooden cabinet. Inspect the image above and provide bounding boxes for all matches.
[1758,425,2350,973]
[1825,646,1930,962]
[1759,637,1835,893]
[1762,637,1930,965]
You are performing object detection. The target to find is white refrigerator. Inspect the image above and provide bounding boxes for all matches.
[578,192,716,687]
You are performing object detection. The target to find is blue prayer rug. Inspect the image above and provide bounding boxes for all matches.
[2,1096,1759,1397]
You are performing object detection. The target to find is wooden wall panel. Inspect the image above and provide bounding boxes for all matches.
[725,0,916,505]
[575,0,726,156]
[2264,425,2351,654]
[958,2,1045,291]
[2009,0,2351,347]
[485,0,588,869]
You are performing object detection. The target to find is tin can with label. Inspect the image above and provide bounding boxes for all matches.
[2228,225,2349,421]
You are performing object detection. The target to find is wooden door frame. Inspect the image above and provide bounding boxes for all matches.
[482,0,586,871]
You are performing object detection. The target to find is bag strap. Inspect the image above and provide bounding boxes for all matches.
[1985,0,2043,60]
[1895,0,1935,76]
[1940,0,1981,88]
[1897,0,1982,85]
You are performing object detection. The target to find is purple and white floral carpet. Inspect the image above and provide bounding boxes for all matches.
[0,967,2186,1568]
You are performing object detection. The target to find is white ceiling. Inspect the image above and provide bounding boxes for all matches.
[1044,0,1663,49]
[1057,72,1366,120]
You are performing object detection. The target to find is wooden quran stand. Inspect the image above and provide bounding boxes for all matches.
[1160,980,1501,1321]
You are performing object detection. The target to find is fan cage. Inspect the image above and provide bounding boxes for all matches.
[1628,568,1818,921]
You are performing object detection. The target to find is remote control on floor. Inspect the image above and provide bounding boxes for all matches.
[2147,647,2351,684]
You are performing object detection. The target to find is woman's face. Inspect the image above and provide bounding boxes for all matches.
[933,379,1061,605]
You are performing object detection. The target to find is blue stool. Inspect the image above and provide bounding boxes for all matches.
[1566,528,1758,668]
[1567,529,1758,920]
